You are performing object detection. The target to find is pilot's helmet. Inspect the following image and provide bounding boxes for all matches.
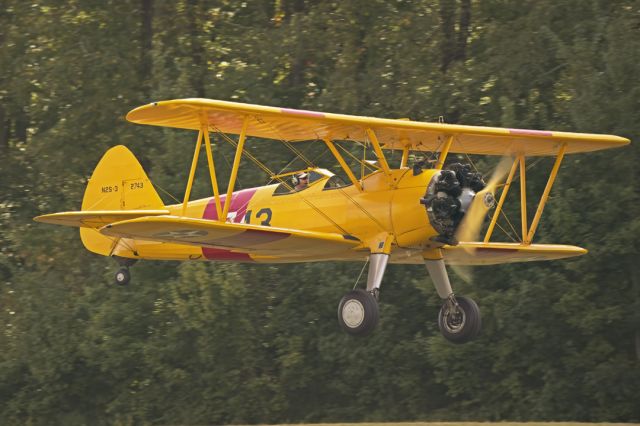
[293,172,309,187]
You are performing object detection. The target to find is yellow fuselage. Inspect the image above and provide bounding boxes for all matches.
[124,168,440,263]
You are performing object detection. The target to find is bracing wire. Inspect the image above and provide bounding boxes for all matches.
[491,156,547,243]
[154,182,182,204]
[269,154,302,185]
[353,257,370,290]
[335,142,378,174]
[216,136,243,189]
[495,221,519,243]
[268,139,327,185]
[213,126,389,234]
[84,194,108,211]
[454,135,542,244]
[259,113,317,169]
[427,138,445,165]
[282,139,315,168]
[499,208,523,242]
[212,127,351,235]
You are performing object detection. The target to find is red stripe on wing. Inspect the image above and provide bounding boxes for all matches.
[509,128,553,137]
[216,229,290,246]
[202,247,253,261]
[201,229,290,262]
[280,108,325,118]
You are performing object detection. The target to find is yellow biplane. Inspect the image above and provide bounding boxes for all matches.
[35,99,630,343]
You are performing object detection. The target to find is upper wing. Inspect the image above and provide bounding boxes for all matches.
[100,215,361,257]
[126,98,630,156]
[442,242,587,265]
[34,210,170,229]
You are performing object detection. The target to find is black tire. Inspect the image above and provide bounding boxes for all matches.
[114,268,131,286]
[337,289,379,336]
[438,295,481,344]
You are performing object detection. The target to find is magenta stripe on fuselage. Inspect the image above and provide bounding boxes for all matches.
[202,188,258,261]
[203,187,258,222]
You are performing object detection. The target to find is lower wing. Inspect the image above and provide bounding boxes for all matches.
[100,215,361,258]
[442,242,587,265]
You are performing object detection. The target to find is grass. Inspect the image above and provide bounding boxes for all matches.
[266,423,638,426]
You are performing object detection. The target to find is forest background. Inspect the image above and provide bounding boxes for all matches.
[1,0,639,424]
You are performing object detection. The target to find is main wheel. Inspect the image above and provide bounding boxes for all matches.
[438,295,481,343]
[338,289,379,336]
[114,268,131,286]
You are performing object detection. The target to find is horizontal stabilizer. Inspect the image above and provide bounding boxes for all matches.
[100,216,361,257]
[34,210,170,229]
[442,242,587,265]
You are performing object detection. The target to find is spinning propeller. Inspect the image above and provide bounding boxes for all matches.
[454,156,513,244]
[450,157,513,284]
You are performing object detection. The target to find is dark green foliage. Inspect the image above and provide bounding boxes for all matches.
[1,0,638,424]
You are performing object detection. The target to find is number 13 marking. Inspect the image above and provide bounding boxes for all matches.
[244,208,272,226]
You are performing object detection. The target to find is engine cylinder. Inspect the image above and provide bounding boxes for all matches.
[420,163,486,242]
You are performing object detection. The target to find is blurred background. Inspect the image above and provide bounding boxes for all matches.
[0,0,638,424]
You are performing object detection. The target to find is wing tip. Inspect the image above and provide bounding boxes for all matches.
[33,214,47,223]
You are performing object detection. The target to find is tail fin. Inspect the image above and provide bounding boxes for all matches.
[81,145,164,211]
[79,145,165,256]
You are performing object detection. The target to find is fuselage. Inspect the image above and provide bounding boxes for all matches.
[122,168,442,263]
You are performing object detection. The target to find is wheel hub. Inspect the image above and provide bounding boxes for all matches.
[443,306,466,334]
[341,299,365,328]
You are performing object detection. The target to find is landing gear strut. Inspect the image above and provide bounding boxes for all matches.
[425,257,481,343]
[338,253,388,336]
[337,252,481,342]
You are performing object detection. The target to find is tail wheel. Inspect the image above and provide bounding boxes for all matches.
[338,289,379,336]
[438,295,481,343]
[114,268,131,286]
